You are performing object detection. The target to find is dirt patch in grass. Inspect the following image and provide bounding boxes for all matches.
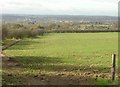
[2,54,114,85]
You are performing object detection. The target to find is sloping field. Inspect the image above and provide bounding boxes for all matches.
[3,33,118,85]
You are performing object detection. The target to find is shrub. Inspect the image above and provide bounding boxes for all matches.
[2,23,44,40]
[2,24,8,40]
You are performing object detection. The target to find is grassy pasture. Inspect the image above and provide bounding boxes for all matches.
[3,33,118,85]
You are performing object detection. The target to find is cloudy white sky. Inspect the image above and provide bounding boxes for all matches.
[1,0,119,16]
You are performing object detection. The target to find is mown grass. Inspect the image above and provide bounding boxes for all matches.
[3,33,118,85]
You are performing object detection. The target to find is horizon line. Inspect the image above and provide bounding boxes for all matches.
[2,13,118,17]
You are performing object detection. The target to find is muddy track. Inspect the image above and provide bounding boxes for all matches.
[2,54,95,85]
[2,55,113,85]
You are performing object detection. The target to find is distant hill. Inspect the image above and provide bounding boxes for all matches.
[2,14,117,23]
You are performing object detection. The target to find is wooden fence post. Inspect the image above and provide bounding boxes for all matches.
[112,54,116,81]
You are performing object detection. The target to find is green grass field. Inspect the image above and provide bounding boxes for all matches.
[3,33,118,85]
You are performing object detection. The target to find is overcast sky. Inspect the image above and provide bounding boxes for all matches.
[1,0,119,16]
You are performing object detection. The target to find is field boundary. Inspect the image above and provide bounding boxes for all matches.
[46,29,120,33]
[2,40,20,50]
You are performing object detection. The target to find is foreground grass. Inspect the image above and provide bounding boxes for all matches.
[3,33,118,85]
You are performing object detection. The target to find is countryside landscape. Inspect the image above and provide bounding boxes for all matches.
[1,14,119,85]
[1,0,119,86]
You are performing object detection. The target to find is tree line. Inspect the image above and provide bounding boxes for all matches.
[2,23,44,40]
[2,22,118,40]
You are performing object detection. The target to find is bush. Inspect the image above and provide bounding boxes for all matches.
[2,23,44,40]
[2,25,8,40]
[28,28,39,37]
